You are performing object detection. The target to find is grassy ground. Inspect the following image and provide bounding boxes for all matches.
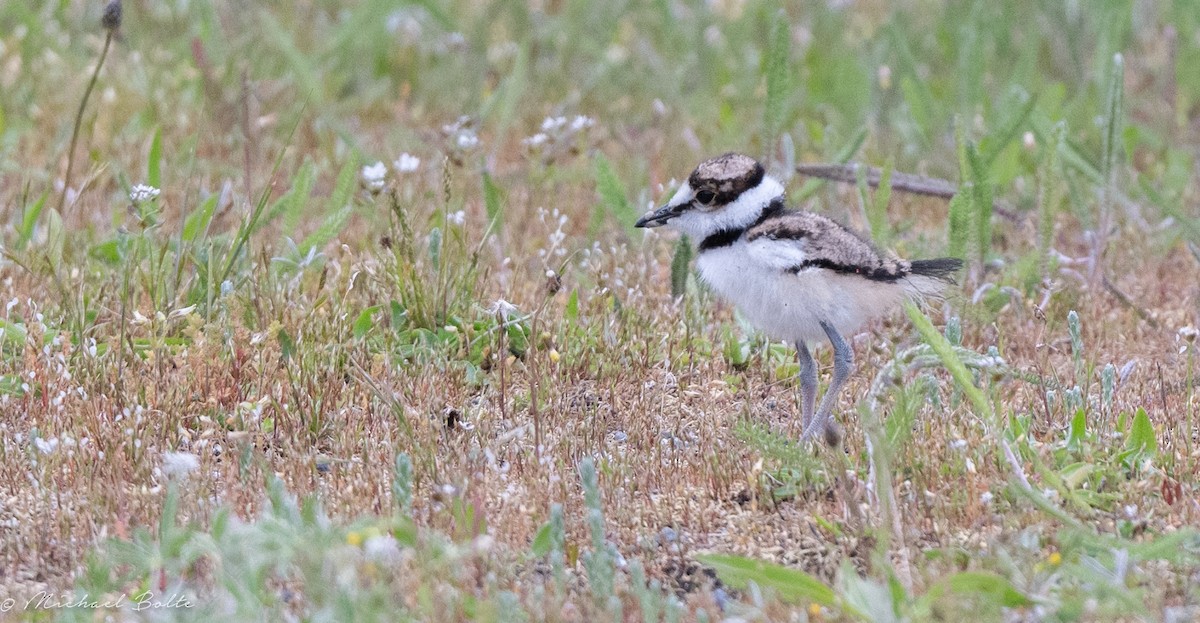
[1,0,1199,620]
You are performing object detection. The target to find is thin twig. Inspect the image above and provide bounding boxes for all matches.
[59,31,114,213]
[795,162,1019,221]
[1101,275,1159,329]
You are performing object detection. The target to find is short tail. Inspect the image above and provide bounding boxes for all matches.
[902,258,963,301]
[909,258,963,283]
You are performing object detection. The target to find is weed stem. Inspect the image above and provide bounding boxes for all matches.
[59,30,114,214]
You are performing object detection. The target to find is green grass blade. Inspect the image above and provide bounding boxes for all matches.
[594,153,636,237]
[17,192,47,250]
[966,143,993,264]
[946,189,970,262]
[696,553,838,607]
[762,9,791,159]
[483,171,504,232]
[866,162,893,245]
[182,193,218,243]
[147,127,162,188]
[904,302,993,422]
[299,205,353,255]
[1101,52,1125,191]
[668,235,692,299]
[795,127,867,201]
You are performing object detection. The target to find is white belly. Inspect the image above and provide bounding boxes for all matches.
[696,243,905,344]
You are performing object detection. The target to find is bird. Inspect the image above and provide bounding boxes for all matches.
[636,153,961,444]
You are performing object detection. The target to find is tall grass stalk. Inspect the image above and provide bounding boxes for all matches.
[59,1,120,213]
[1092,52,1125,283]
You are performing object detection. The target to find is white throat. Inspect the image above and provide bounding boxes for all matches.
[668,176,785,241]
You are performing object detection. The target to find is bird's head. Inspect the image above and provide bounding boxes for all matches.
[636,153,785,240]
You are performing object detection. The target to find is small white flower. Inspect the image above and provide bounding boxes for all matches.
[35,436,59,455]
[980,491,993,505]
[364,534,401,562]
[541,116,566,132]
[455,131,479,150]
[220,280,234,296]
[949,438,968,451]
[393,153,421,172]
[448,210,466,226]
[522,133,549,147]
[130,184,160,203]
[362,161,388,191]
[161,451,200,479]
[488,298,518,321]
[1123,504,1138,519]
[569,115,594,132]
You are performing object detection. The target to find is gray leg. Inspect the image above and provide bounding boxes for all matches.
[796,341,817,431]
[802,321,854,441]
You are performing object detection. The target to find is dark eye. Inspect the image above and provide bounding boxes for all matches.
[695,189,716,205]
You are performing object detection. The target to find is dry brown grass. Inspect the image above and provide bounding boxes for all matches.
[2,1,1200,619]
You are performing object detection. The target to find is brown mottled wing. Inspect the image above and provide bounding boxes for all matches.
[745,212,910,281]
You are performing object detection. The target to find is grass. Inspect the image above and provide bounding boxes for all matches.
[2,0,1200,620]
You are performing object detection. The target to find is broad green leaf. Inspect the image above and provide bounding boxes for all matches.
[1066,409,1087,451]
[530,521,553,557]
[0,375,23,396]
[278,328,296,361]
[697,553,836,606]
[17,193,47,250]
[89,239,122,264]
[0,319,29,346]
[182,194,218,243]
[1125,407,1156,455]
[353,305,382,339]
[944,572,1033,608]
[564,290,579,322]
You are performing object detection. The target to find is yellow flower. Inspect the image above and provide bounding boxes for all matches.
[808,603,822,618]
[347,531,364,547]
[1048,551,1062,566]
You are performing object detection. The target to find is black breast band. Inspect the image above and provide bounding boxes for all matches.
[697,197,786,252]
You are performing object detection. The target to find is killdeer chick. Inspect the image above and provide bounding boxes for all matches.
[636,153,961,443]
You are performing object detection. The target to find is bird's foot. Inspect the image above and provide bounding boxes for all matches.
[800,417,842,448]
